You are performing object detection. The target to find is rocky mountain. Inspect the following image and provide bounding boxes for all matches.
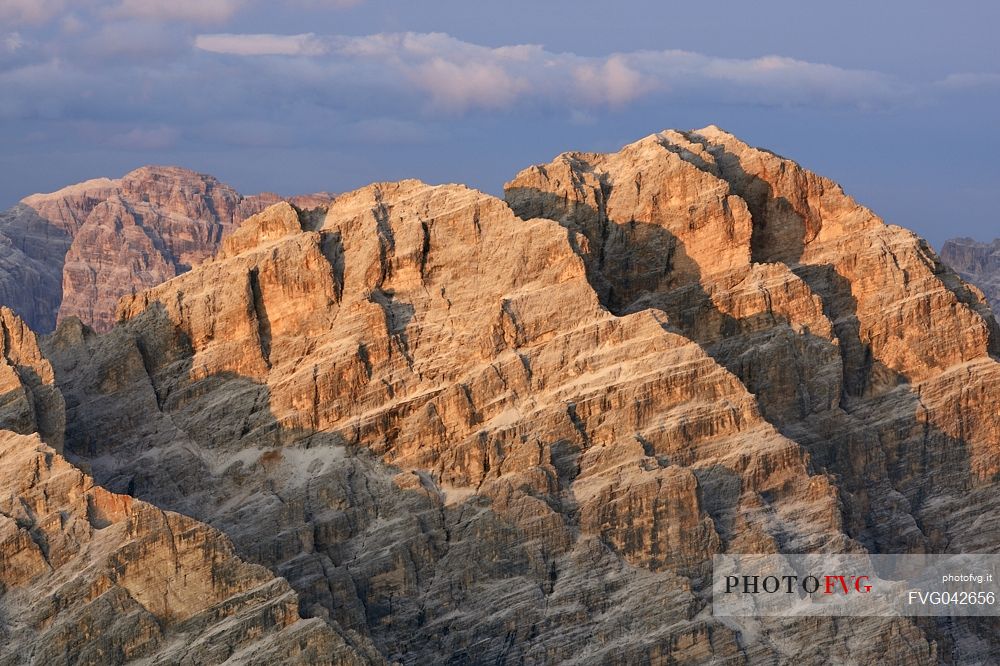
[2,127,1000,664]
[0,308,375,665]
[0,167,331,334]
[940,237,1000,313]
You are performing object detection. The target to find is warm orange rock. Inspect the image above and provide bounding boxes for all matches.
[45,173,926,662]
[0,307,64,452]
[2,127,997,663]
[506,127,1000,559]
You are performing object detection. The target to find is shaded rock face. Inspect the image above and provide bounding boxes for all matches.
[1,128,999,664]
[0,432,366,666]
[940,237,1000,313]
[0,309,372,666]
[0,166,332,334]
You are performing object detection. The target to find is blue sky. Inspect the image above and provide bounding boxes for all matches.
[2,0,998,247]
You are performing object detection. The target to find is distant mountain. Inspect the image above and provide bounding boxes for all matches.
[940,237,1000,312]
[0,166,332,333]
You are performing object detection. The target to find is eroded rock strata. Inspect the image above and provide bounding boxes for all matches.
[504,127,1000,555]
[0,306,65,452]
[0,432,371,666]
[0,128,998,663]
[0,309,372,665]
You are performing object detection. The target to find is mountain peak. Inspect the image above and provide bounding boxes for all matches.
[123,163,213,178]
[693,123,731,137]
[20,176,118,206]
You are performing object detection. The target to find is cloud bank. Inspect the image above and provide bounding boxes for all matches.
[0,6,994,171]
[191,31,904,112]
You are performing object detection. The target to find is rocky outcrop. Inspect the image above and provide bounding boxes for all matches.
[505,127,1000,556]
[0,167,332,333]
[1,127,999,663]
[0,307,64,453]
[0,307,373,665]
[40,174,935,662]
[0,431,368,666]
[940,236,1000,313]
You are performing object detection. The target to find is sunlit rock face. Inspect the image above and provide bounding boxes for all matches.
[0,166,332,334]
[2,128,1000,663]
[506,127,1000,556]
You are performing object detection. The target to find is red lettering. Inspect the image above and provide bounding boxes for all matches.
[824,575,847,594]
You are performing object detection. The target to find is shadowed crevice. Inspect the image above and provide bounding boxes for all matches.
[248,267,272,368]
[320,231,346,302]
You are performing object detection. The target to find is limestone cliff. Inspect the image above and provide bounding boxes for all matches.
[0,306,64,453]
[505,127,1000,558]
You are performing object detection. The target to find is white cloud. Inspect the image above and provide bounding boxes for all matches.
[573,55,652,107]
[687,53,896,105]
[292,32,904,113]
[412,58,529,111]
[192,31,901,114]
[195,33,327,56]
[4,32,23,52]
[0,24,930,156]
